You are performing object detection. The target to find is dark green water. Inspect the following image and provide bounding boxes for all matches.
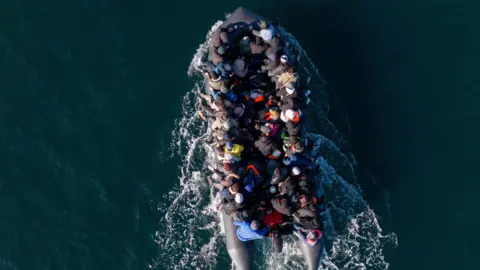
[1,0,479,269]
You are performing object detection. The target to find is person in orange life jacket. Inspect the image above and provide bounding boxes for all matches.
[280,109,302,125]
[284,141,305,157]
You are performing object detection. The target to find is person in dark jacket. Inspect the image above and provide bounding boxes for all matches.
[270,167,288,185]
[254,134,278,158]
[270,195,294,216]
[234,220,269,241]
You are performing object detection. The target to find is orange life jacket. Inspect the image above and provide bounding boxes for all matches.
[265,112,273,122]
[253,95,264,103]
[291,111,301,124]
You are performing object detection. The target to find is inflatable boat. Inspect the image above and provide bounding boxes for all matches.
[200,7,325,270]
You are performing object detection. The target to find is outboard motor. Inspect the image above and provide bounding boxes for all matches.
[272,233,283,253]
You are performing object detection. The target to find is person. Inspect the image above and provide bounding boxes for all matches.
[262,108,281,123]
[209,27,226,64]
[220,182,241,201]
[233,220,269,241]
[224,142,244,161]
[270,167,288,185]
[270,194,294,216]
[232,57,249,78]
[293,225,322,246]
[281,109,303,137]
[276,67,298,89]
[207,71,230,94]
[277,84,298,111]
[268,55,290,77]
[220,173,241,187]
[254,134,278,158]
[252,20,275,44]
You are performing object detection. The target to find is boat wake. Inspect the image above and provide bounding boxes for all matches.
[152,15,397,270]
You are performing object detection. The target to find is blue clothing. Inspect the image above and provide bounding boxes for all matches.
[290,154,316,170]
[233,221,269,241]
[220,188,234,201]
[243,174,263,187]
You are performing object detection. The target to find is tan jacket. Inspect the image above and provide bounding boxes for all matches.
[278,71,298,88]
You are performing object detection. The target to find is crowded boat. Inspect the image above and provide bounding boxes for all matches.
[198,15,326,253]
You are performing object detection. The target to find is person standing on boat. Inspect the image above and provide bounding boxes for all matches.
[233,220,269,242]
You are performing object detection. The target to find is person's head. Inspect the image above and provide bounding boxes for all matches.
[217,45,227,55]
[269,109,280,119]
[226,141,234,151]
[286,86,295,95]
[287,66,296,73]
[250,220,260,231]
[211,71,220,81]
[258,20,268,29]
[280,55,289,64]
[307,230,322,240]
[229,183,240,194]
[269,185,277,194]
[248,168,255,175]
[294,141,304,153]
[260,125,271,134]
[292,167,301,176]
[300,194,308,205]
[285,109,296,120]
[260,134,269,142]
[235,193,244,204]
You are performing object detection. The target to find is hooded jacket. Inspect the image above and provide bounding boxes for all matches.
[254,137,276,157]
[233,221,269,241]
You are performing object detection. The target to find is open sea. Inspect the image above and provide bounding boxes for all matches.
[1,0,479,269]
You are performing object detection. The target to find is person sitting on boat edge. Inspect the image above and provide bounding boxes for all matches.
[292,224,323,247]
[251,20,275,44]
[205,71,230,98]
[224,141,244,161]
[276,66,299,89]
[234,220,269,242]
